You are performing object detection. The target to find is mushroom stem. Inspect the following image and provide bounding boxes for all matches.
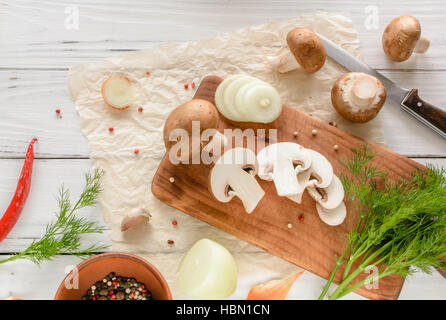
[414,36,430,54]
[267,52,301,73]
[351,76,378,108]
[227,170,265,214]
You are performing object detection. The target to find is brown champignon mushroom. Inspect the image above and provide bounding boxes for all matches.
[382,15,430,62]
[163,99,226,164]
[331,72,386,123]
[267,27,326,73]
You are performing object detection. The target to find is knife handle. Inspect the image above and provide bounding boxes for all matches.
[401,89,446,139]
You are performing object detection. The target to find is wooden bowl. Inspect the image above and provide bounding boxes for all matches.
[54,252,172,300]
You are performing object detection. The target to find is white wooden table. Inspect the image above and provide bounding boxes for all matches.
[0,0,445,300]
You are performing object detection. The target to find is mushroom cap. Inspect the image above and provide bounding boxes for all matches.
[331,72,386,123]
[382,15,421,62]
[163,99,220,155]
[286,27,326,73]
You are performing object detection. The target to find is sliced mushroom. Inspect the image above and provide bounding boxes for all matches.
[382,15,430,62]
[286,170,312,204]
[331,72,386,123]
[256,143,311,197]
[267,27,326,73]
[121,208,152,232]
[303,149,333,189]
[209,148,265,213]
[307,175,344,210]
[316,202,346,226]
[163,99,227,164]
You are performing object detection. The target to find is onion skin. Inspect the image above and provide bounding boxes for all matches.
[246,271,304,300]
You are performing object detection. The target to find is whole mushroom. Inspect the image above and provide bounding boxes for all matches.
[163,99,227,164]
[382,15,430,62]
[267,27,326,73]
[331,72,387,123]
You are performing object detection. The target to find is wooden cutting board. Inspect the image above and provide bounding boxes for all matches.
[152,75,425,300]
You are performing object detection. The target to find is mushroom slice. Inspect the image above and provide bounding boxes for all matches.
[316,202,347,226]
[286,170,312,204]
[304,149,333,189]
[307,175,344,210]
[257,143,311,197]
[101,76,135,110]
[209,148,265,214]
[267,27,326,74]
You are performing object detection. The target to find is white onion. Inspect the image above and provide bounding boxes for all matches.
[215,74,282,123]
[224,75,261,119]
[178,239,238,299]
[215,74,244,120]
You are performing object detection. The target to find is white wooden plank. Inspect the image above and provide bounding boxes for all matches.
[1,0,445,69]
[1,70,445,158]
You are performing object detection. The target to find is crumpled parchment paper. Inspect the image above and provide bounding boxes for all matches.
[68,12,383,299]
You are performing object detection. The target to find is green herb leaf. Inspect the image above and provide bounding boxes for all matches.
[319,145,446,300]
[0,168,109,265]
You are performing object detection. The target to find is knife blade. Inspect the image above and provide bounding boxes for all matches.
[317,33,446,140]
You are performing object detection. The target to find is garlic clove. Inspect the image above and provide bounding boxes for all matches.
[120,208,151,232]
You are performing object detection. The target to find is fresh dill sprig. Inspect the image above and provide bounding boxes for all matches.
[319,144,446,300]
[0,168,109,265]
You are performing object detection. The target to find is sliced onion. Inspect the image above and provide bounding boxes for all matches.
[224,75,261,119]
[237,82,282,123]
[215,75,244,120]
[215,74,282,124]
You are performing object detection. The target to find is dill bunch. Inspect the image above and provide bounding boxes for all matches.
[319,144,446,300]
[0,168,109,265]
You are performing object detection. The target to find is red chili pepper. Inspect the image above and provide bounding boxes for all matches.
[138,107,143,113]
[167,239,175,245]
[108,127,114,133]
[0,138,37,243]
[191,82,195,88]
[172,220,178,226]
[55,109,61,114]
[184,83,189,89]
[134,149,139,155]
[146,71,151,76]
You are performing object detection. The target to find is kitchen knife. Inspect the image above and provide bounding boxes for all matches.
[317,33,446,140]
